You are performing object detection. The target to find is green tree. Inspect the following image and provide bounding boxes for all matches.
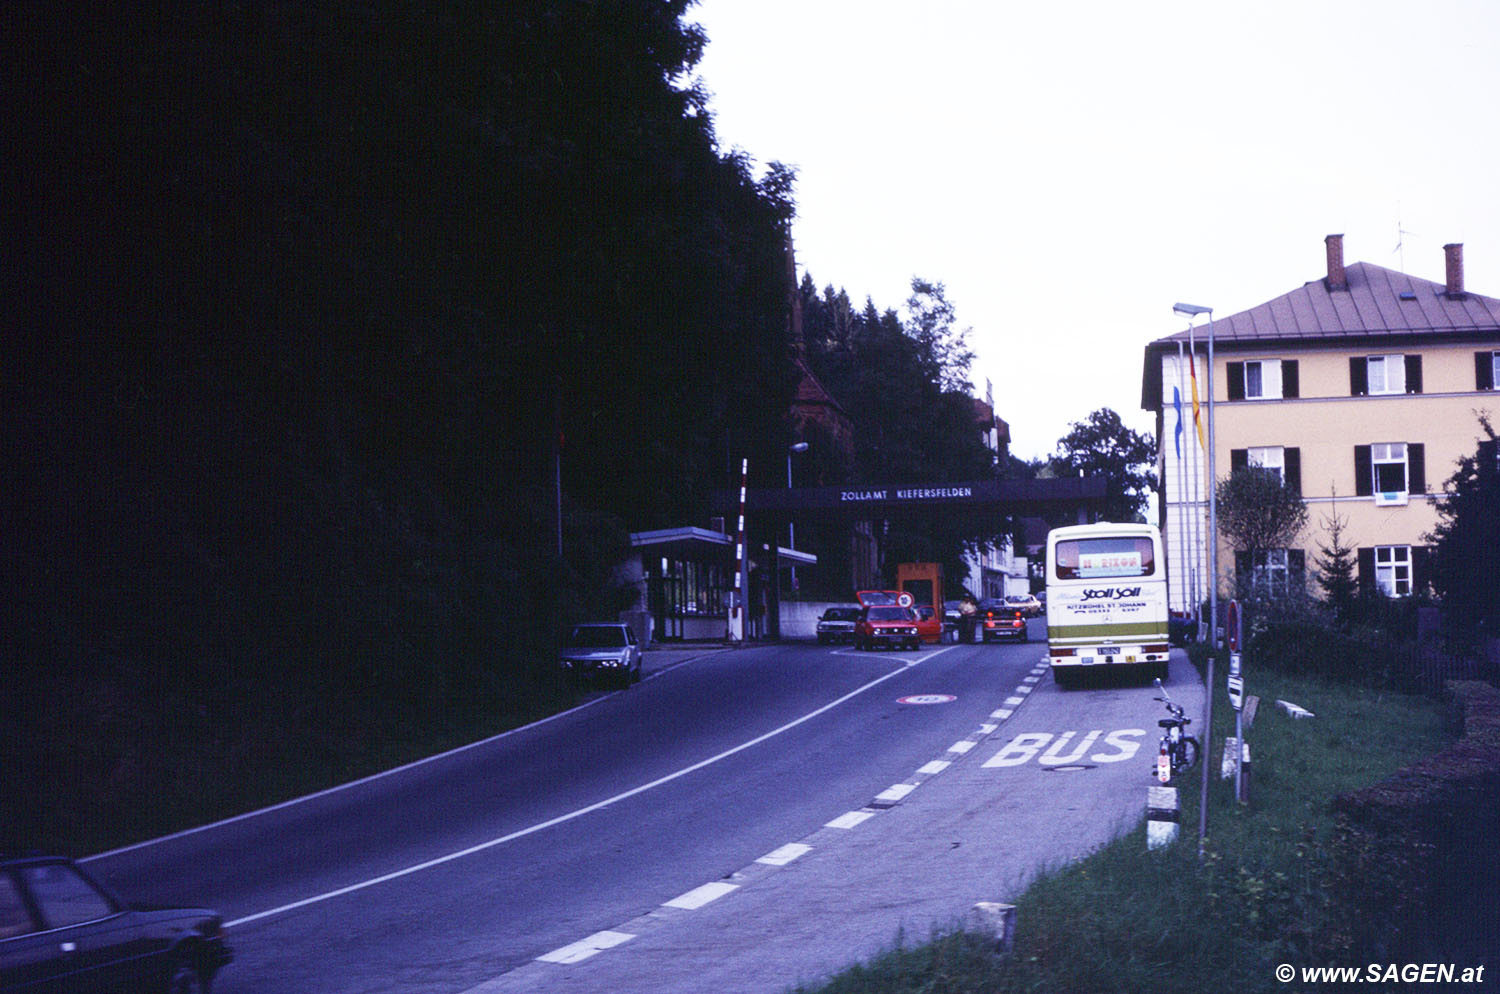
[1314,496,1359,624]
[1216,467,1309,602]
[1424,415,1500,637]
[1051,409,1158,523]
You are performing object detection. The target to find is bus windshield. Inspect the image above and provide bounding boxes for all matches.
[1052,536,1156,580]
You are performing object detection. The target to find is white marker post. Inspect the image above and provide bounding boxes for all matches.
[1226,600,1247,804]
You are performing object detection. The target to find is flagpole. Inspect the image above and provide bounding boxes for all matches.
[1174,343,1191,616]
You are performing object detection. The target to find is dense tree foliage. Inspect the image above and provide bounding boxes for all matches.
[1425,417,1500,638]
[1050,409,1157,523]
[798,278,1002,593]
[2,2,796,694]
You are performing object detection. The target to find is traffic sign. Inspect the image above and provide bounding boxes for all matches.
[1227,674,1244,711]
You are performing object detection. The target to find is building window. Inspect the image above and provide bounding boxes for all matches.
[1234,548,1305,596]
[1375,546,1412,597]
[1355,442,1425,501]
[1352,354,1423,395]
[1248,446,1284,481]
[1367,355,1405,395]
[1479,351,1500,391]
[1227,359,1298,401]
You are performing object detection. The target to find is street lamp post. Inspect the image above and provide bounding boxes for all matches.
[1173,301,1216,861]
[787,442,809,590]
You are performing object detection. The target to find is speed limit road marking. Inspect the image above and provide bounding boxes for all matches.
[898,694,957,705]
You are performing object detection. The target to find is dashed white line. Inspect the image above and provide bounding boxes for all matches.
[948,740,976,754]
[917,760,951,775]
[537,930,635,964]
[826,810,876,829]
[875,783,916,803]
[757,843,812,866]
[664,881,739,910]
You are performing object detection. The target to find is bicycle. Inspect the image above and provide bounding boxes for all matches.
[1152,677,1200,783]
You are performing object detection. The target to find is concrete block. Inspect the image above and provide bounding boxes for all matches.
[970,902,1016,955]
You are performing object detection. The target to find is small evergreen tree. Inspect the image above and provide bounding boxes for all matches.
[1315,495,1358,625]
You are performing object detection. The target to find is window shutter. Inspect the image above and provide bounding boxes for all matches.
[1350,356,1368,396]
[1354,445,1373,496]
[1282,360,1299,398]
[1412,546,1432,596]
[1408,443,1425,494]
[1227,362,1246,400]
[1230,448,1248,472]
[1358,547,1376,594]
[1289,549,1306,587]
[1235,551,1250,583]
[1405,354,1423,394]
[1478,352,1495,391]
[1285,447,1302,495]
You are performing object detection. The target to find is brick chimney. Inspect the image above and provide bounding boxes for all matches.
[1325,233,1347,291]
[1444,243,1465,297]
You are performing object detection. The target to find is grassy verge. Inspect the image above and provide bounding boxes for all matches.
[793,667,1454,994]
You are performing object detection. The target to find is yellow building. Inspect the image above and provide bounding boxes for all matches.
[1141,235,1500,611]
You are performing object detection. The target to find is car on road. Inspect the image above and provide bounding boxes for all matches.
[1005,593,1043,618]
[559,622,643,688]
[913,605,944,644]
[853,604,921,651]
[815,606,861,644]
[0,853,232,993]
[979,598,1030,642]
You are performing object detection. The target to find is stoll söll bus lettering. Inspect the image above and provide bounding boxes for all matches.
[1045,522,1171,688]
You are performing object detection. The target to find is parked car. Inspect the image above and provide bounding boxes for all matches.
[816,606,861,644]
[913,605,944,644]
[979,598,1030,642]
[854,604,921,651]
[0,853,232,993]
[1005,593,1043,618]
[559,622,643,688]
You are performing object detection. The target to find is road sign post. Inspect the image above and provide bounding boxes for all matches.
[1225,600,1247,803]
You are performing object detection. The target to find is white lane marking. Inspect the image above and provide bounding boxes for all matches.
[978,723,997,734]
[756,843,812,866]
[537,930,635,964]
[918,760,951,775]
[1004,697,1025,707]
[223,649,957,929]
[664,881,739,910]
[1016,685,1033,695]
[948,740,976,754]
[826,810,875,830]
[993,709,1014,719]
[875,783,916,803]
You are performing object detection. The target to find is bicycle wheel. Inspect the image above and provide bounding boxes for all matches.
[1178,736,1200,772]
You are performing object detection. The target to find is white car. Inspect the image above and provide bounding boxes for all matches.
[559,623,643,688]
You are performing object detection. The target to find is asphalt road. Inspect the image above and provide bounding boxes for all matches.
[82,625,1204,993]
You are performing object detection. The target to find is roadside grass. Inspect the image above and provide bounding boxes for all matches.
[791,667,1453,994]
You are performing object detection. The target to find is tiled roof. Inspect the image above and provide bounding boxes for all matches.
[1151,260,1500,350]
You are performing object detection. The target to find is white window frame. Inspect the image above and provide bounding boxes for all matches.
[1491,352,1500,390]
[1247,445,1285,482]
[1243,359,1283,400]
[1250,549,1290,594]
[1372,442,1408,504]
[1375,546,1412,597]
[1367,355,1406,395]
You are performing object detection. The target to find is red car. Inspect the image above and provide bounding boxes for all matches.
[854,603,921,651]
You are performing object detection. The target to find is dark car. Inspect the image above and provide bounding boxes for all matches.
[978,598,1030,642]
[558,622,643,688]
[854,604,921,651]
[816,606,861,644]
[0,853,231,993]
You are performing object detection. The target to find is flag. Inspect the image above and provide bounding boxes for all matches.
[1187,355,1207,450]
[1172,386,1183,459]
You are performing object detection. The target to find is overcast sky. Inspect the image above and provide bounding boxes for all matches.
[688,0,1500,461]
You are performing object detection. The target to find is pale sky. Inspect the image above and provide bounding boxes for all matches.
[689,0,1500,462]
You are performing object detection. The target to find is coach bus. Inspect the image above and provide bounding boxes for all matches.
[1045,522,1171,688]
